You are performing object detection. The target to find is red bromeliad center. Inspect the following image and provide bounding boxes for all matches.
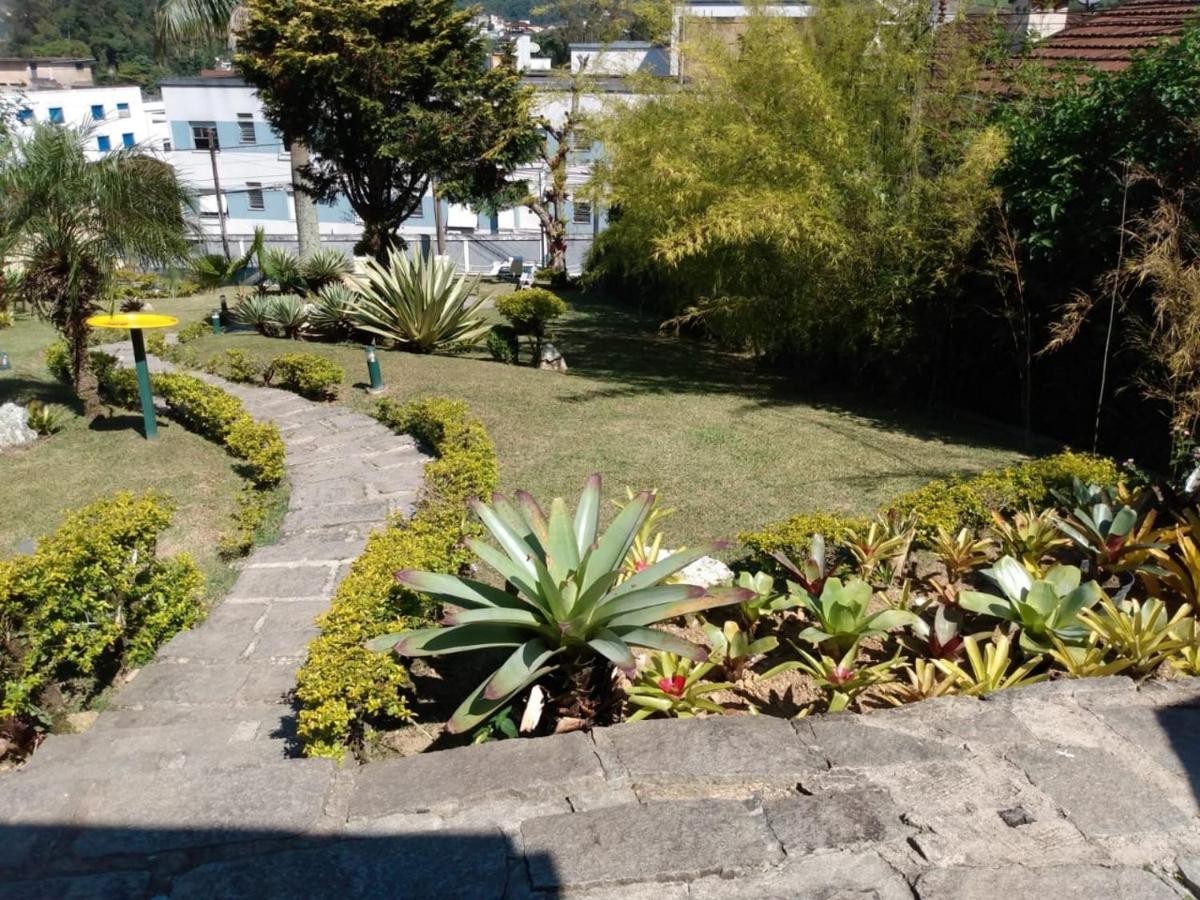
[657,675,686,697]
[634,560,650,572]
[829,665,855,686]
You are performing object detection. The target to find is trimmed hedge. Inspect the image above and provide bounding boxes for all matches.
[100,365,286,488]
[0,492,203,722]
[296,396,498,759]
[740,450,1120,570]
[264,353,344,400]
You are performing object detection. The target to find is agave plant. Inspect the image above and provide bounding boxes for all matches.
[268,294,309,339]
[987,506,1068,575]
[933,634,1046,696]
[191,228,265,289]
[307,283,360,340]
[366,475,751,734]
[260,247,306,294]
[301,248,351,292]
[232,294,278,336]
[958,556,1102,653]
[351,252,489,353]
[792,576,918,653]
[625,652,732,720]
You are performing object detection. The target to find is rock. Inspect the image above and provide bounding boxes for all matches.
[538,342,567,372]
[64,711,99,734]
[678,556,734,588]
[0,402,37,448]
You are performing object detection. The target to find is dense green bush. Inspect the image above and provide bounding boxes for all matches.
[264,352,344,400]
[296,396,498,759]
[176,321,210,344]
[485,324,519,364]
[495,288,567,364]
[0,492,204,722]
[740,450,1120,568]
[45,339,119,387]
[218,484,287,560]
[206,348,264,383]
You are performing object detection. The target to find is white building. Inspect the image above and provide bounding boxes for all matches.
[570,42,670,76]
[6,84,153,154]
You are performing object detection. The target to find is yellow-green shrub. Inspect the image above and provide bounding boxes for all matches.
[264,353,344,400]
[296,396,498,759]
[889,450,1120,541]
[0,492,203,720]
[740,451,1120,568]
[739,511,867,576]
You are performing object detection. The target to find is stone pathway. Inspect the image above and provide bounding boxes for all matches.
[5,676,1200,896]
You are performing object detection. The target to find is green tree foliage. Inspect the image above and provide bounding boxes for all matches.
[589,2,1003,378]
[0,124,192,411]
[235,0,541,260]
[993,26,1200,459]
[0,0,218,92]
[531,0,671,44]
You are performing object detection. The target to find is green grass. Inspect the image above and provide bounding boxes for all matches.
[0,306,251,594]
[177,285,1035,548]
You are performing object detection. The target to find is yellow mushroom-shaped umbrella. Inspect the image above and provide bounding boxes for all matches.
[86,312,178,439]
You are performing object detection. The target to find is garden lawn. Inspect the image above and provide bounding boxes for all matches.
[176,286,1037,548]
[0,308,250,594]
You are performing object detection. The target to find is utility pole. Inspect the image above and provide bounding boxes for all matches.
[290,141,320,259]
[207,127,232,260]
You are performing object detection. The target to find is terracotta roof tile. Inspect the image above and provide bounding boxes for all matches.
[1029,0,1200,72]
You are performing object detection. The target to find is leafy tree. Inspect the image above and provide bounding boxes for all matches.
[532,0,670,44]
[589,1,1002,376]
[0,124,192,411]
[236,0,541,260]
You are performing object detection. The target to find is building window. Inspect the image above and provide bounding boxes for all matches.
[117,102,131,118]
[48,107,64,124]
[573,201,592,224]
[96,135,111,152]
[90,104,104,120]
[246,182,265,210]
[237,113,256,144]
[191,122,218,150]
[163,138,172,151]
[122,133,135,148]
[16,108,32,124]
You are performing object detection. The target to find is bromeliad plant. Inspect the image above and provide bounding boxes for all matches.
[1055,494,1162,575]
[367,475,750,734]
[1077,595,1192,676]
[933,634,1046,696]
[932,526,995,582]
[844,511,917,584]
[791,576,919,654]
[770,534,828,599]
[625,651,733,720]
[701,618,778,681]
[764,640,901,713]
[959,557,1102,653]
[733,570,795,633]
[987,506,1068,575]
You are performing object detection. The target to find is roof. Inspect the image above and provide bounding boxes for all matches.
[160,75,250,88]
[569,42,658,50]
[1028,0,1200,73]
[0,57,96,65]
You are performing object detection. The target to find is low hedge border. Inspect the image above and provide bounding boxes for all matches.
[0,492,204,727]
[295,396,498,760]
[740,449,1121,571]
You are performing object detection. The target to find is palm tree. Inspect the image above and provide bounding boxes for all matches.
[156,0,322,260]
[0,124,193,413]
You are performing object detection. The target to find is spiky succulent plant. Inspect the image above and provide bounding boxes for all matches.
[367,475,750,734]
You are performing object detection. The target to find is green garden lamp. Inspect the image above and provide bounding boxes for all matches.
[86,312,178,439]
[364,344,384,394]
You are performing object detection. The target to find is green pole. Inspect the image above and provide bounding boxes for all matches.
[129,328,158,439]
[365,345,384,393]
